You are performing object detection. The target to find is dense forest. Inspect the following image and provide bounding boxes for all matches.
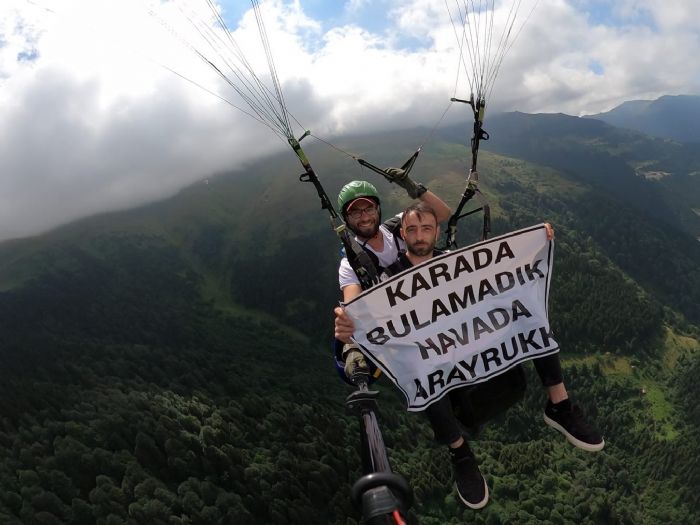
[0,117,699,524]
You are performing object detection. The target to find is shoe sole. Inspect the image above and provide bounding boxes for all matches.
[543,413,605,452]
[456,476,489,510]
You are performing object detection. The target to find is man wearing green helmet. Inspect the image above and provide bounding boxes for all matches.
[334,171,450,399]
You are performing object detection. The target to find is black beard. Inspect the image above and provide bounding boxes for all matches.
[349,221,380,240]
[407,241,434,257]
[346,208,382,240]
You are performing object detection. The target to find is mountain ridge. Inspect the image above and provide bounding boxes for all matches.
[586,94,700,143]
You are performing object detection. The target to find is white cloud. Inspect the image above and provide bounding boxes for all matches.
[345,0,372,16]
[1,0,699,241]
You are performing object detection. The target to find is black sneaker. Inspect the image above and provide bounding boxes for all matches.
[450,442,489,509]
[544,399,605,452]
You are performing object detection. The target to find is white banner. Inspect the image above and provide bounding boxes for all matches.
[345,224,559,411]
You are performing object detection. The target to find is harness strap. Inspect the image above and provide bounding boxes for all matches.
[352,219,405,290]
[289,133,382,290]
[443,175,491,249]
[337,223,381,291]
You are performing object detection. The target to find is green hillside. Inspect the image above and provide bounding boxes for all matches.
[0,117,699,524]
[479,111,700,240]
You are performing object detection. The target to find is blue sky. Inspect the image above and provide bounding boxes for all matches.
[572,0,656,30]
[216,0,431,51]
[220,1,390,35]
[1,0,699,241]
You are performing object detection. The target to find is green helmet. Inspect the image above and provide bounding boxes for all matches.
[337,180,380,215]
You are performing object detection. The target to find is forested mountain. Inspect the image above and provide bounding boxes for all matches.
[0,110,699,524]
[586,94,700,143]
[477,111,700,241]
